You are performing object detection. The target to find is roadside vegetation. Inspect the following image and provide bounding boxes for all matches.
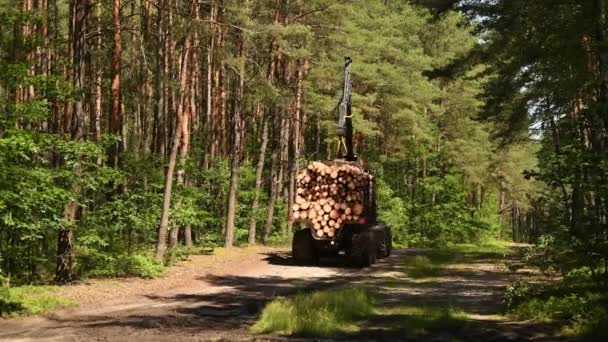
[252,286,470,338]
[505,255,608,340]
[252,287,374,336]
[0,284,75,317]
[253,243,505,338]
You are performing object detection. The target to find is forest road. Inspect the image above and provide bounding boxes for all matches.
[0,246,560,341]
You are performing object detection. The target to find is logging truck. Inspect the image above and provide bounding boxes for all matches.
[291,57,392,267]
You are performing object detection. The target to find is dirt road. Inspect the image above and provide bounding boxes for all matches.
[0,247,560,341]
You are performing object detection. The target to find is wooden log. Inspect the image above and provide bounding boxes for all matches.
[353,203,363,215]
[308,208,317,219]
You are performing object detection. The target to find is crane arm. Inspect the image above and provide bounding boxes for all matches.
[337,57,357,162]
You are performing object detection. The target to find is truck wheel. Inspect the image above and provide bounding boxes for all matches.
[348,231,373,268]
[378,225,392,258]
[292,228,316,265]
[385,227,392,257]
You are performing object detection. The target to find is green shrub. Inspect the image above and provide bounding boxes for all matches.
[164,245,213,266]
[0,285,76,317]
[506,269,608,339]
[406,256,440,278]
[87,254,164,278]
[252,287,374,336]
[379,305,468,336]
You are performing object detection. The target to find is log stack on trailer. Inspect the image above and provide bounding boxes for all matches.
[290,57,392,267]
[291,161,370,239]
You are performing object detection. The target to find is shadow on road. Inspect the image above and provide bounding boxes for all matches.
[20,248,564,341]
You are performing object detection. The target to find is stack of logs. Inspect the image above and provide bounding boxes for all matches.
[292,161,370,238]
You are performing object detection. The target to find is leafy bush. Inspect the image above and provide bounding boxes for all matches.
[378,305,468,336]
[506,268,608,339]
[164,245,213,266]
[0,285,76,317]
[86,254,164,278]
[252,287,374,336]
[406,256,440,278]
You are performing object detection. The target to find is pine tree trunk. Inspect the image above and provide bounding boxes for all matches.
[153,0,165,155]
[225,36,246,248]
[110,0,122,165]
[249,114,268,245]
[56,0,88,284]
[204,0,216,169]
[155,31,192,262]
[141,0,153,154]
[264,122,280,243]
[91,2,101,144]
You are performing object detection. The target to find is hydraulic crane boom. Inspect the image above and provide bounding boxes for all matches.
[337,57,357,162]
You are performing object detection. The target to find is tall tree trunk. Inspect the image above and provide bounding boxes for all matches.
[110,0,122,165]
[287,60,305,235]
[56,0,88,284]
[264,121,280,242]
[169,67,192,248]
[91,2,101,144]
[153,0,165,155]
[204,0,216,169]
[140,0,153,154]
[225,36,246,248]
[248,112,268,245]
[155,31,192,261]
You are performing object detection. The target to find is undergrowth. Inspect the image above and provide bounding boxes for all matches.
[252,287,373,336]
[85,254,165,278]
[378,305,469,336]
[0,285,76,317]
[505,267,608,340]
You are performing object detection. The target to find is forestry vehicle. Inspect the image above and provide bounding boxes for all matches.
[291,57,392,267]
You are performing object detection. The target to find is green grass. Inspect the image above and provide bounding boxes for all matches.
[405,255,442,278]
[86,254,165,278]
[506,267,608,341]
[448,241,511,255]
[378,305,469,337]
[252,287,374,336]
[252,286,472,338]
[404,241,511,279]
[0,285,77,317]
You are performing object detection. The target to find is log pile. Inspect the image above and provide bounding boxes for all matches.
[292,161,370,238]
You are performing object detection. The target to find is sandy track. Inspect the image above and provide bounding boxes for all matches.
[0,247,561,341]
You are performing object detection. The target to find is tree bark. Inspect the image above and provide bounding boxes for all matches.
[287,60,305,234]
[155,30,192,262]
[248,113,268,245]
[110,0,122,165]
[91,1,101,144]
[204,0,216,169]
[56,0,88,284]
[225,35,246,248]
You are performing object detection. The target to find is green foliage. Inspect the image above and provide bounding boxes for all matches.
[0,285,76,317]
[85,254,164,279]
[505,267,608,339]
[405,256,440,278]
[252,287,374,336]
[378,305,468,337]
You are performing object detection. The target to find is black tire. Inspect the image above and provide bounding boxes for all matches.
[379,226,392,258]
[292,229,316,265]
[347,231,373,268]
[385,226,392,257]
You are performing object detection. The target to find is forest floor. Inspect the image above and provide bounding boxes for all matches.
[0,245,565,341]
